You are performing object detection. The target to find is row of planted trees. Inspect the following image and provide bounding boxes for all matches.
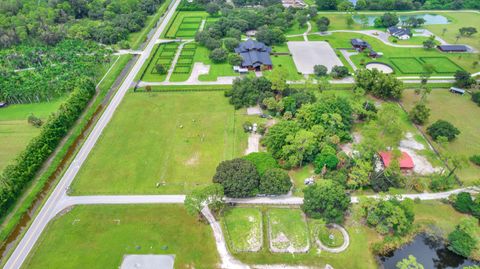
[0,78,96,216]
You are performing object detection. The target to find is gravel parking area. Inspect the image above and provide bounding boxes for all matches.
[287,41,343,74]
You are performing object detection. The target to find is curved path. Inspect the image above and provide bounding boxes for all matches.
[315,224,350,253]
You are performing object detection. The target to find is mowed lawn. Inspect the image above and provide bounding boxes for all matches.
[71,91,253,195]
[22,204,219,269]
[426,12,480,51]
[402,89,480,184]
[223,207,263,252]
[0,100,63,171]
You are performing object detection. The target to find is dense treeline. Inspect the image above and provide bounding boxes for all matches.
[0,40,109,103]
[0,78,96,216]
[317,0,480,11]
[0,0,165,48]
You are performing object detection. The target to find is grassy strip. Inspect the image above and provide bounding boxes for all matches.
[136,84,231,91]
[0,54,132,261]
[128,0,173,50]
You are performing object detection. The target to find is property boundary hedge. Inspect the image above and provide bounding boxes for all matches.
[0,79,96,215]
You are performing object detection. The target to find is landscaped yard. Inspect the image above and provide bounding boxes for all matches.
[22,204,219,269]
[0,100,64,171]
[306,32,477,75]
[162,11,209,39]
[267,208,309,252]
[71,91,259,195]
[223,207,263,252]
[402,89,480,184]
[138,42,179,82]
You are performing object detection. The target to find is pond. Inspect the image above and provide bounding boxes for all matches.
[380,233,480,269]
[352,14,450,26]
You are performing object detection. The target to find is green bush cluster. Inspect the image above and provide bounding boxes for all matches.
[453,192,480,218]
[469,155,480,166]
[0,79,96,215]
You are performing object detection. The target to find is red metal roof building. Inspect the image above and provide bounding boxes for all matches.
[379,151,414,170]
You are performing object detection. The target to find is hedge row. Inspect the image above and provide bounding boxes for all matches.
[0,78,96,215]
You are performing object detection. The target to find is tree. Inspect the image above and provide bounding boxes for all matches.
[268,67,288,94]
[316,17,330,32]
[330,65,349,79]
[224,37,240,52]
[315,0,337,10]
[263,120,301,159]
[361,198,414,235]
[155,63,167,74]
[347,158,372,189]
[296,13,308,27]
[454,70,476,88]
[355,69,403,100]
[209,48,228,63]
[459,27,477,37]
[448,218,478,257]
[243,152,279,175]
[454,192,473,213]
[422,35,436,49]
[212,158,260,198]
[227,76,272,109]
[256,26,285,46]
[314,145,339,172]
[346,16,354,28]
[184,184,224,218]
[281,129,319,167]
[228,53,243,66]
[259,168,292,195]
[374,12,399,28]
[472,92,480,106]
[205,2,220,16]
[409,102,430,125]
[427,120,460,141]
[302,180,350,223]
[396,255,424,269]
[314,64,328,77]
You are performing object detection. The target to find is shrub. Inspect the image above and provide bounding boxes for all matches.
[27,114,43,128]
[361,198,415,236]
[243,152,279,175]
[454,192,473,213]
[223,38,240,52]
[454,70,475,88]
[259,168,292,195]
[469,155,480,166]
[314,145,339,173]
[448,219,478,257]
[314,65,328,77]
[471,92,480,106]
[429,174,455,192]
[427,120,460,141]
[228,53,243,66]
[155,63,167,74]
[212,158,260,198]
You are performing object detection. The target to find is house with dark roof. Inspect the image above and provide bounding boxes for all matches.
[351,38,370,50]
[438,44,468,52]
[387,26,411,40]
[234,39,272,71]
[379,151,414,170]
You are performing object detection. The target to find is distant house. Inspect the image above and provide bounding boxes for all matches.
[234,39,272,71]
[351,38,370,50]
[379,151,414,170]
[387,26,411,40]
[438,45,468,52]
[450,87,465,95]
[0,102,7,108]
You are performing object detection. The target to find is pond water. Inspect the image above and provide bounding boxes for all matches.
[352,14,450,26]
[380,233,480,269]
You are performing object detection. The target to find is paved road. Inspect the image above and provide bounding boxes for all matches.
[2,0,181,268]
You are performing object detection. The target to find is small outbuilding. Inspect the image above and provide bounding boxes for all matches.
[234,39,272,71]
[437,45,468,52]
[379,151,414,170]
[0,102,7,108]
[387,26,411,40]
[449,87,465,95]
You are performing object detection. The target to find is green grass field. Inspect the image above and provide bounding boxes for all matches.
[316,224,344,248]
[425,12,480,51]
[71,91,258,195]
[388,35,436,46]
[22,204,219,269]
[162,11,208,38]
[223,207,263,252]
[402,89,480,184]
[0,100,64,171]
[195,46,239,82]
[267,208,309,252]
